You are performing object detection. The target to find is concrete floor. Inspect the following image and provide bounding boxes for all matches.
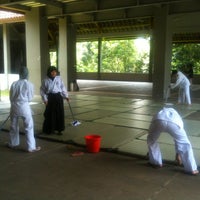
[1,80,200,200]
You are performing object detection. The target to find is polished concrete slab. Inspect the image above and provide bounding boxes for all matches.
[75,110,119,121]
[94,117,150,129]
[1,132,200,200]
[1,81,200,165]
[1,81,200,199]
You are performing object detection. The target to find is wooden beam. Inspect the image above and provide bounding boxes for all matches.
[0,5,30,12]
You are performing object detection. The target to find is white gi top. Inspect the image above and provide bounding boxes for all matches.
[152,107,183,129]
[10,79,34,116]
[40,76,68,102]
[171,71,190,89]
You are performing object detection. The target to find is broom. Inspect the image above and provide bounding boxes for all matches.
[164,86,173,106]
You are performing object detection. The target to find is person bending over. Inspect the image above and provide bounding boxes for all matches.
[147,107,198,175]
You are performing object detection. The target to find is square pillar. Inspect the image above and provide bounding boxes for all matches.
[3,24,11,89]
[26,7,50,95]
[152,5,172,100]
[58,18,68,88]
[58,17,77,91]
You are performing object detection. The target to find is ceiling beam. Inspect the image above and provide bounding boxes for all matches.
[0,0,63,13]
[0,5,31,12]
[0,1,31,6]
[0,0,63,8]
[47,0,192,18]
[37,0,63,8]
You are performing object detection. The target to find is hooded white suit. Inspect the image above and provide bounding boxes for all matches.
[147,107,197,173]
[9,67,38,152]
[171,71,191,104]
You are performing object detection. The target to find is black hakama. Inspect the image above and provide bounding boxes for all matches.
[43,93,65,134]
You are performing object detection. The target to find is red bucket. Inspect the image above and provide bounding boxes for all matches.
[84,135,102,153]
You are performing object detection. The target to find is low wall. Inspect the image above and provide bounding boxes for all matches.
[77,72,151,82]
[1,73,200,91]
[77,72,200,84]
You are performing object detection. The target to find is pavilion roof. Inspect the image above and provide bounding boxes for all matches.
[0,10,24,23]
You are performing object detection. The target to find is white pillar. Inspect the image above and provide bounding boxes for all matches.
[25,7,50,95]
[3,24,11,89]
[152,5,172,100]
[58,17,77,91]
[58,18,68,89]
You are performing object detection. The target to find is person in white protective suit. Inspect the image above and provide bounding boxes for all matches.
[169,70,191,105]
[7,67,41,152]
[147,107,199,175]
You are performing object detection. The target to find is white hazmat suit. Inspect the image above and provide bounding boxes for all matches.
[8,67,40,152]
[147,107,198,174]
[171,71,191,105]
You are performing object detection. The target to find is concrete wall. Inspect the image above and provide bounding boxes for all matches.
[77,73,152,82]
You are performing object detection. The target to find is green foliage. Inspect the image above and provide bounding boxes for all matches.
[101,40,135,72]
[77,39,150,73]
[171,43,200,74]
[76,42,98,72]
[77,39,200,75]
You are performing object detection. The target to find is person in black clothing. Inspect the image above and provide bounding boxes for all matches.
[40,66,69,135]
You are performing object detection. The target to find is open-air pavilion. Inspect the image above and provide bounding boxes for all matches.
[0,0,200,99]
[1,1,200,199]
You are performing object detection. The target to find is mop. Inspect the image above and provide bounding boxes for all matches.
[0,114,10,131]
[67,101,81,126]
[164,87,173,106]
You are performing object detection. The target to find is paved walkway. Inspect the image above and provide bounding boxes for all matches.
[1,80,200,199]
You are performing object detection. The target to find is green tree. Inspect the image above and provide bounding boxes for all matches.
[101,40,135,72]
[171,43,200,74]
[77,39,150,73]
[77,42,98,72]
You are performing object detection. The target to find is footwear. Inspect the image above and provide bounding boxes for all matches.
[6,143,18,149]
[28,146,41,153]
[191,170,199,175]
[185,169,199,175]
[148,162,162,169]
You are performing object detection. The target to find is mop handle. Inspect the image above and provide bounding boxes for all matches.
[67,101,76,121]
[165,87,170,102]
[0,114,10,131]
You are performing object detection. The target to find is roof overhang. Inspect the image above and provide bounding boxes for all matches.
[0,10,24,23]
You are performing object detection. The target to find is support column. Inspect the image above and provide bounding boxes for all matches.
[59,17,77,91]
[149,36,153,82]
[67,19,77,91]
[58,18,68,89]
[3,24,11,89]
[97,38,102,80]
[152,5,172,100]
[26,7,50,95]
